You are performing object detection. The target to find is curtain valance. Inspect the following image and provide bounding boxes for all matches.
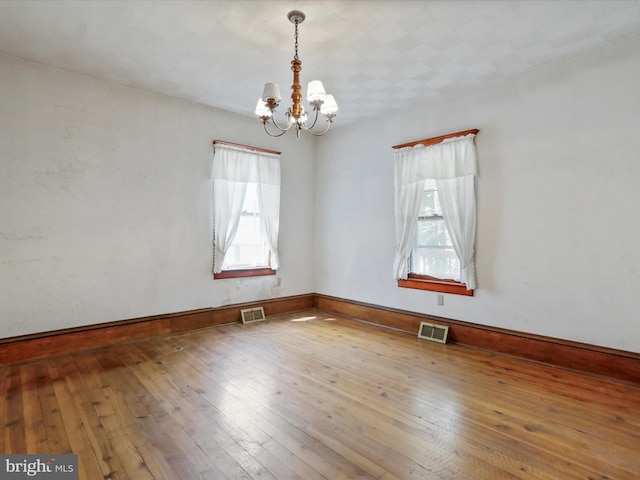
[393,133,477,183]
[213,143,280,185]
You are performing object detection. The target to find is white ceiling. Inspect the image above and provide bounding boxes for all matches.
[2,0,640,125]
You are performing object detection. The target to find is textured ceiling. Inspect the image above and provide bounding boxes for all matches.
[1,0,640,125]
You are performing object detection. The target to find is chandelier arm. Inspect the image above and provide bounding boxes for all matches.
[269,113,293,132]
[263,122,289,137]
[305,119,334,137]
[304,106,321,130]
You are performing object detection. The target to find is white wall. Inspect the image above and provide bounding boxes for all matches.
[316,34,640,353]
[4,33,640,354]
[0,55,316,339]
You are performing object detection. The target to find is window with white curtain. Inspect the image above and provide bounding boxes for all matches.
[221,183,271,270]
[410,179,461,281]
[392,130,478,295]
[212,141,281,279]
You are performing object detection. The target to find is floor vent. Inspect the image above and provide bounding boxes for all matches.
[417,322,449,344]
[240,307,266,324]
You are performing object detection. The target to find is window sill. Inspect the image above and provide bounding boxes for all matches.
[398,275,474,296]
[214,268,276,280]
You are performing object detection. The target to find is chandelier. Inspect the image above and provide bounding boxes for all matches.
[255,10,338,138]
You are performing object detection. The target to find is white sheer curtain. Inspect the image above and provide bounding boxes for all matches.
[393,133,478,289]
[212,144,281,274]
[392,177,424,280]
[256,179,280,270]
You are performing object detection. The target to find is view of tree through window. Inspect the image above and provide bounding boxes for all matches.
[410,179,460,280]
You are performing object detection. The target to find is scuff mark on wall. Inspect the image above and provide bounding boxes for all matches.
[1,230,46,241]
[33,158,86,193]
[2,256,61,265]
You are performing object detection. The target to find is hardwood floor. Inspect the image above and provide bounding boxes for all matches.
[2,310,639,479]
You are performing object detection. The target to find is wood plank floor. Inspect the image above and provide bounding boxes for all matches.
[1,310,639,479]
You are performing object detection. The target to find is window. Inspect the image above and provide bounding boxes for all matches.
[410,179,461,280]
[212,141,280,279]
[392,130,478,296]
[219,183,271,271]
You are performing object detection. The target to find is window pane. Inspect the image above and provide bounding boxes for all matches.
[222,184,270,270]
[411,246,460,280]
[410,180,460,280]
[419,179,441,217]
[416,219,450,247]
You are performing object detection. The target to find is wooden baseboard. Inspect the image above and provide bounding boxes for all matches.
[3,292,639,385]
[0,294,314,365]
[314,294,640,385]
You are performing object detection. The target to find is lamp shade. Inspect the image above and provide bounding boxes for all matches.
[262,83,281,103]
[306,80,326,103]
[320,94,338,115]
[255,98,272,118]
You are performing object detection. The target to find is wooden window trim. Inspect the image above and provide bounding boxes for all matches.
[398,274,474,296]
[392,128,479,149]
[214,268,276,280]
[213,140,281,156]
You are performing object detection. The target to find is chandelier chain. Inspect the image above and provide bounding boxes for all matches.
[294,20,299,60]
